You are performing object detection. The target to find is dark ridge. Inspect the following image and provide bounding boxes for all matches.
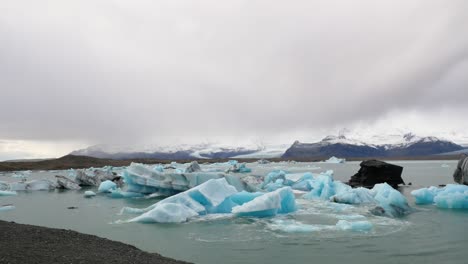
[0,220,191,264]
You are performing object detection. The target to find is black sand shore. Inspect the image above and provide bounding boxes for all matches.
[0,220,192,264]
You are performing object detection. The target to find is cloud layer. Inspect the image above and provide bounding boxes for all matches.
[1,0,467,150]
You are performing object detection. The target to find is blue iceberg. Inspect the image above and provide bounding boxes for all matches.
[232,187,296,217]
[98,180,117,193]
[126,178,297,223]
[411,184,468,209]
[128,178,239,223]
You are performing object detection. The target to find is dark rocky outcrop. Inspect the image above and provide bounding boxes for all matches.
[348,160,405,188]
[453,155,468,185]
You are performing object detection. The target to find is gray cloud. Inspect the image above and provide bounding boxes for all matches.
[1,0,467,146]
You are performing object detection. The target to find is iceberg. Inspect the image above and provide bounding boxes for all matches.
[225,163,252,173]
[128,178,239,223]
[330,187,376,204]
[0,181,9,191]
[84,191,96,197]
[55,175,81,190]
[0,190,17,196]
[298,174,411,217]
[260,170,287,189]
[9,180,56,191]
[269,219,322,233]
[411,184,468,209]
[130,203,199,223]
[123,162,249,195]
[370,183,411,217]
[74,170,101,186]
[126,178,296,223]
[108,189,144,199]
[98,180,117,193]
[335,220,373,232]
[324,156,346,163]
[0,205,15,212]
[185,161,201,173]
[232,187,296,217]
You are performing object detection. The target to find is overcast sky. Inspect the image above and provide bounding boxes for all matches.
[1,0,467,160]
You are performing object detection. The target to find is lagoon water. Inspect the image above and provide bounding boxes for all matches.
[1,160,467,264]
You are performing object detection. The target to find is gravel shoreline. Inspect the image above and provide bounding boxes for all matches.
[0,220,192,264]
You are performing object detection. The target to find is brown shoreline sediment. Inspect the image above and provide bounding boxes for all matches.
[0,220,192,264]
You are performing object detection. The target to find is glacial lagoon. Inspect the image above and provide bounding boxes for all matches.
[1,160,467,264]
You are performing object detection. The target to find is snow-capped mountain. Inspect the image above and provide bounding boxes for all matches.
[282,132,464,159]
[70,129,467,160]
[70,142,285,160]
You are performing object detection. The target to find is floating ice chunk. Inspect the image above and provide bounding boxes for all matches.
[9,180,56,191]
[154,165,164,173]
[335,220,372,232]
[12,172,29,179]
[335,214,367,220]
[269,219,322,233]
[0,205,15,212]
[98,180,117,193]
[226,163,252,173]
[372,183,411,217]
[330,187,375,204]
[261,170,286,189]
[129,203,199,223]
[411,184,468,209]
[84,191,96,197]
[232,187,296,217]
[124,162,246,195]
[56,175,81,190]
[0,181,9,191]
[0,190,17,196]
[75,170,101,186]
[411,186,440,204]
[188,177,239,207]
[324,156,346,164]
[264,179,286,192]
[185,161,201,173]
[109,189,144,199]
[128,178,239,223]
[303,174,336,200]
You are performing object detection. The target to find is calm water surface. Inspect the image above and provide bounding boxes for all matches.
[1,160,467,264]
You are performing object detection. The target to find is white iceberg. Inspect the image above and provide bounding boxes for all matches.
[84,190,97,197]
[324,156,346,164]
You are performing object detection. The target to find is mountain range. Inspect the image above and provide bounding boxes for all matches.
[70,131,467,160]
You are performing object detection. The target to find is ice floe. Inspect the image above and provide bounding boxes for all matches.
[411,184,468,209]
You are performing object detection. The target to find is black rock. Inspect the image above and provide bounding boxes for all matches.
[348,160,404,189]
[453,155,468,185]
